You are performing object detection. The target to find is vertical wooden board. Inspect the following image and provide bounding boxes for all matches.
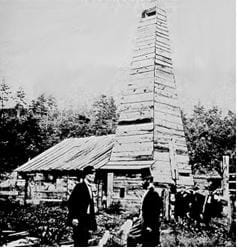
[107,172,114,206]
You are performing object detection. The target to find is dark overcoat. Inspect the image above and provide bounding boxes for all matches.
[141,187,162,246]
[67,181,97,231]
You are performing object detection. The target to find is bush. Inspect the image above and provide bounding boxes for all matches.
[106,201,123,215]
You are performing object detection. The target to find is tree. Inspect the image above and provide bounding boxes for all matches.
[0,79,12,121]
[90,95,118,136]
[14,87,27,107]
[57,111,91,140]
[182,104,236,174]
[0,78,11,108]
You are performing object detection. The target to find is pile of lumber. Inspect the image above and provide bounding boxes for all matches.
[1,230,40,247]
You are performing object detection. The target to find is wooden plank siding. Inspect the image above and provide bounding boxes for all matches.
[103,4,193,188]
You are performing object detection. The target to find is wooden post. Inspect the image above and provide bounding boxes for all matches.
[222,155,231,225]
[24,174,29,206]
[107,172,114,207]
[169,138,178,220]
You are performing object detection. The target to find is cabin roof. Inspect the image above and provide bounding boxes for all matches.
[15,135,115,173]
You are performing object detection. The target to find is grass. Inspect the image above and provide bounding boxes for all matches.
[0,200,235,247]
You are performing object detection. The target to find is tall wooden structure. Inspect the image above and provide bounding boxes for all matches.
[102,2,193,205]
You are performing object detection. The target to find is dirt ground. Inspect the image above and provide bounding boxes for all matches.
[0,201,236,247]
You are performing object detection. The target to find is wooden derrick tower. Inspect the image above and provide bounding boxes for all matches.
[102,2,193,205]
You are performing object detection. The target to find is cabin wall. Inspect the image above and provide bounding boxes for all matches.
[111,173,145,208]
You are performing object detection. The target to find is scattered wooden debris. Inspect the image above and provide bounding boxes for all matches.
[5,237,40,247]
[98,230,111,247]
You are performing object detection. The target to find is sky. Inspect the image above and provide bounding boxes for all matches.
[0,0,235,113]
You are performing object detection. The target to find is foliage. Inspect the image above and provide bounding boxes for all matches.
[182,104,236,174]
[106,201,123,215]
[90,94,118,136]
[0,202,71,246]
[0,82,118,172]
[0,79,12,109]
[0,201,235,247]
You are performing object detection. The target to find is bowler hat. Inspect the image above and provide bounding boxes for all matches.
[142,175,153,181]
[82,165,95,176]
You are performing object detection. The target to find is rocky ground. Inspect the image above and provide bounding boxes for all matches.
[0,201,235,247]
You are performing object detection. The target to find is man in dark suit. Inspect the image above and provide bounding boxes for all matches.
[68,165,97,246]
[141,175,162,247]
[127,175,162,247]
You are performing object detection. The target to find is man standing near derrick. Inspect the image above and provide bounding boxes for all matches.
[68,165,97,247]
[127,175,162,247]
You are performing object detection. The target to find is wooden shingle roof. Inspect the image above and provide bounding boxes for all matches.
[15,135,115,173]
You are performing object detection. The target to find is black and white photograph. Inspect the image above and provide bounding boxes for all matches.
[0,0,236,247]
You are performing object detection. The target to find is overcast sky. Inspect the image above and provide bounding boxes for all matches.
[0,0,235,113]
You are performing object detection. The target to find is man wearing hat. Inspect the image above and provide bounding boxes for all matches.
[127,175,162,247]
[141,175,162,247]
[68,165,97,246]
